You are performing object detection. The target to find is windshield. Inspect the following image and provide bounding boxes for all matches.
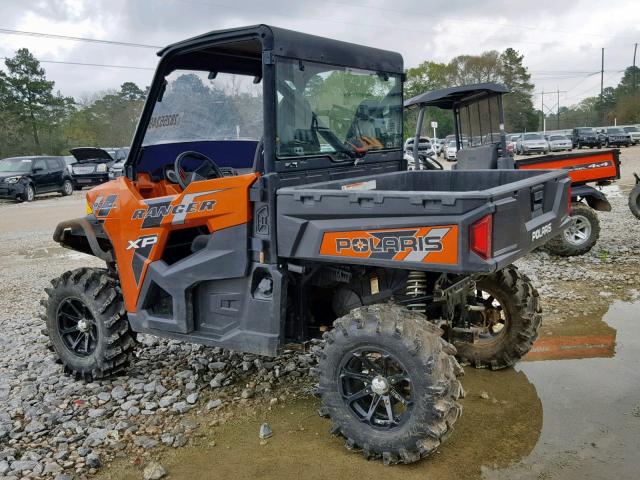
[607,128,624,134]
[275,58,402,159]
[0,158,32,173]
[578,128,594,134]
[624,126,639,132]
[549,135,564,140]
[523,133,543,140]
[143,70,263,146]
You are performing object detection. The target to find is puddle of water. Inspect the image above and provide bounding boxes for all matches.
[484,300,640,480]
[100,301,640,480]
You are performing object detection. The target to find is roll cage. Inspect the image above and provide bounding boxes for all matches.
[404,83,510,166]
[125,24,405,180]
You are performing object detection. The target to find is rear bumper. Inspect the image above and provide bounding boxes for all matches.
[73,174,109,187]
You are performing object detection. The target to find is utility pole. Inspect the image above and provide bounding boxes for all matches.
[600,48,604,102]
[634,43,638,91]
[540,90,544,132]
[557,89,560,130]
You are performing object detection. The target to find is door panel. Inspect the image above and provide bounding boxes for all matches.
[31,158,49,191]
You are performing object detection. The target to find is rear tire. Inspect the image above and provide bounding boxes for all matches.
[61,179,73,196]
[455,265,541,370]
[317,304,464,465]
[629,183,640,220]
[545,203,599,256]
[42,267,136,381]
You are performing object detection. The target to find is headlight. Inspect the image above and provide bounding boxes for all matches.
[5,176,22,184]
[96,164,107,173]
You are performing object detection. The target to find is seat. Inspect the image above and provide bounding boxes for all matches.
[454,143,499,170]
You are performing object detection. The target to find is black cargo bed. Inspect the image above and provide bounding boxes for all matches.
[277,169,571,273]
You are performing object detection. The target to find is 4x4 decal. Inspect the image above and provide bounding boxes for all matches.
[320,226,458,264]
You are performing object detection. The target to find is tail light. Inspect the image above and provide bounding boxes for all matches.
[470,214,493,260]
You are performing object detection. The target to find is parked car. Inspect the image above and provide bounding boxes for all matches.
[516,133,549,155]
[603,127,632,147]
[63,155,77,177]
[70,147,128,189]
[0,156,73,202]
[403,136,434,157]
[444,140,458,161]
[547,134,573,152]
[572,127,601,149]
[622,126,640,145]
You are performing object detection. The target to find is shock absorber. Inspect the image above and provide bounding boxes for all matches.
[405,271,427,313]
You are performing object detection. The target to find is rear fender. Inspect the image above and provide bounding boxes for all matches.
[572,184,611,212]
[53,216,114,262]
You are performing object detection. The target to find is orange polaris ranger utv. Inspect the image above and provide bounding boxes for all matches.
[45,25,571,464]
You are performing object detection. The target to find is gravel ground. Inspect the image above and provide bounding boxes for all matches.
[0,147,639,479]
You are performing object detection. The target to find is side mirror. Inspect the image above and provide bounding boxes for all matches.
[32,167,43,172]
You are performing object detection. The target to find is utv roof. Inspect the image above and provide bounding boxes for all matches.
[157,24,404,74]
[405,83,509,109]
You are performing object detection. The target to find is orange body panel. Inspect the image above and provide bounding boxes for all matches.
[86,173,259,312]
[517,151,618,184]
[320,225,458,265]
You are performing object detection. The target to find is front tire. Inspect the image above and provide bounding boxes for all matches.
[545,203,600,256]
[43,268,136,381]
[455,266,541,370]
[317,304,463,465]
[20,183,35,202]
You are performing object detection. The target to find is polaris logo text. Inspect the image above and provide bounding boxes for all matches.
[532,223,553,241]
[132,200,215,221]
[320,226,458,265]
[336,233,443,254]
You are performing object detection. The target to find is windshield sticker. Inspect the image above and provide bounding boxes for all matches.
[148,113,182,130]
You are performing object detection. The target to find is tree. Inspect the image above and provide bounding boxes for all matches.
[499,48,538,132]
[0,48,72,154]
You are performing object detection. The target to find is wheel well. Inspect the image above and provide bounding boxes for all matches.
[283,266,410,343]
[54,217,114,263]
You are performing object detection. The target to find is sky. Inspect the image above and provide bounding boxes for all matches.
[1,0,639,112]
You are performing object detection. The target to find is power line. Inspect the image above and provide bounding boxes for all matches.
[0,28,160,49]
[0,57,155,71]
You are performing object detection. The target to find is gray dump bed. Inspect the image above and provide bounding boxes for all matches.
[277,169,571,273]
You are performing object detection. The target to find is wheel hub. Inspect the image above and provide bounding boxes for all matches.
[564,214,591,246]
[371,375,390,395]
[77,319,89,332]
[339,348,413,429]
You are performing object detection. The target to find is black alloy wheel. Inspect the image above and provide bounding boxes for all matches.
[57,297,98,356]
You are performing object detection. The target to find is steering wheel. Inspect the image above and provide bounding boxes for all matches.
[421,152,444,170]
[174,151,224,189]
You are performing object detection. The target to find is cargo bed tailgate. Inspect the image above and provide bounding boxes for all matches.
[277,170,571,273]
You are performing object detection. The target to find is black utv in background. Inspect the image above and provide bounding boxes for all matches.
[0,156,73,202]
[69,147,128,189]
[572,127,602,149]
